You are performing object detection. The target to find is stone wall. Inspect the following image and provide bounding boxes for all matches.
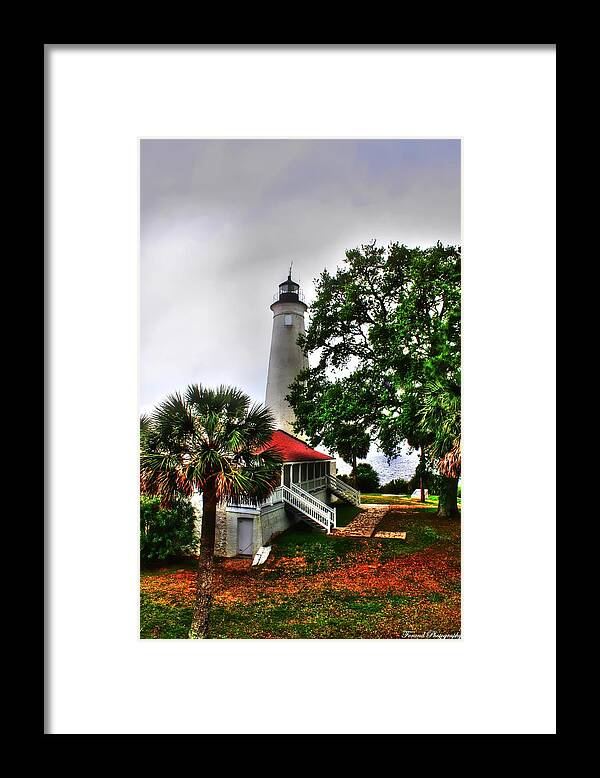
[214,504,232,557]
[193,493,236,557]
[256,504,297,550]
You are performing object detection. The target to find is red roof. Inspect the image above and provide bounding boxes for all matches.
[261,430,334,463]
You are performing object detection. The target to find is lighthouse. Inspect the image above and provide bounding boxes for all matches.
[265,268,308,434]
[212,266,358,559]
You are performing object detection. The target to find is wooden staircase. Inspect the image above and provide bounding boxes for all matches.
[281,482,336,534]
[326,475,361,507]
[228,476,360,535]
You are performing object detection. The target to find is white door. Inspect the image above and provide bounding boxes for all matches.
[237,518,254,556]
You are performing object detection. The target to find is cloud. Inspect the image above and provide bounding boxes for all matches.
[140,139,461,412]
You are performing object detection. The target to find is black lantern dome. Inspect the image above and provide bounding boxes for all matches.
[278,272,300,302]
[275,260,307,304]
[272,263,306,306]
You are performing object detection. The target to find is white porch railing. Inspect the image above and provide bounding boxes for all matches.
[260,486,283,507]
[225,473,339,534]
[227,482,335,533]
[227,492,279,510]
[327,475,361,506]
[297,475,327,493]
[227,476,327,510]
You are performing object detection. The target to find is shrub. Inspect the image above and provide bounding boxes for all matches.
[140,495,198,564]
[339,466,381,492]
[353,462,380,492]
[380,478,411,495]
[423,474,446,496]
[380,473,447,496]
[338,473,353,486]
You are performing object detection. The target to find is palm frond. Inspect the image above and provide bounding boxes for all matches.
[140,383,281,506]
[417,378,461,473]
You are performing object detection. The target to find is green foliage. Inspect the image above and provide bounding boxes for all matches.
[270,524,362,574]
[380,478,412,495]
[421,525,440,544]
[286,368,372,470]
[140,507,458,639]
[140,495,198,563]
[140,593,192,639]
[141,384,287,639]
[376,524,440,562]
[287,241,460,473]
[207,593,416,639]
[425,474,450,496]
[359,493,418,504]
[418,378,461,476]
[334,504,361,527]
[381,472,439,496]
[427,592,444,603]
[140,383,283,507]
[351,462,380,492]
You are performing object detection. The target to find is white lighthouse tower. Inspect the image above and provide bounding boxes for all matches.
[265,267,308,434]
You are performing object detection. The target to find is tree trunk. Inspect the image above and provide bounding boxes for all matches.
[437,476,460,518]
[419,446,426,502]
[189,485,217,639]
[352,453,357,489]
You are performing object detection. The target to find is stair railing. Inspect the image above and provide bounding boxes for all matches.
[327,475,361,506]
[282,483,335,533]
[227,483,336,533]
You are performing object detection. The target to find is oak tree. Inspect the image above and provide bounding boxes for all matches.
[288,241,461,517]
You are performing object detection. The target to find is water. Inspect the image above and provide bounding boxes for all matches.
[335,444,420,485]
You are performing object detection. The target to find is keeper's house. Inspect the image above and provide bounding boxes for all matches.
[215,430,360,558]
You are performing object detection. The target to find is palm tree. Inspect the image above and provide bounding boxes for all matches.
[140,384,282,638]
[418,378,461,518]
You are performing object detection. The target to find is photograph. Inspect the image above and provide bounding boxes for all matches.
[139,138,462,639]
[46,43,556,735]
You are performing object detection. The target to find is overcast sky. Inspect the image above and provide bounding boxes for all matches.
[140,139,461,417]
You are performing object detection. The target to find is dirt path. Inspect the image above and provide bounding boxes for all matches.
[332,504,391,537]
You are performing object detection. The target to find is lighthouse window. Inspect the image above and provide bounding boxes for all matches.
[284,314,292,326]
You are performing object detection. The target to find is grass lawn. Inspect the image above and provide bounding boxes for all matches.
[334,503,362,527]
[361,493,462,509]
[141,500,461,639]
[361,493,419,505]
